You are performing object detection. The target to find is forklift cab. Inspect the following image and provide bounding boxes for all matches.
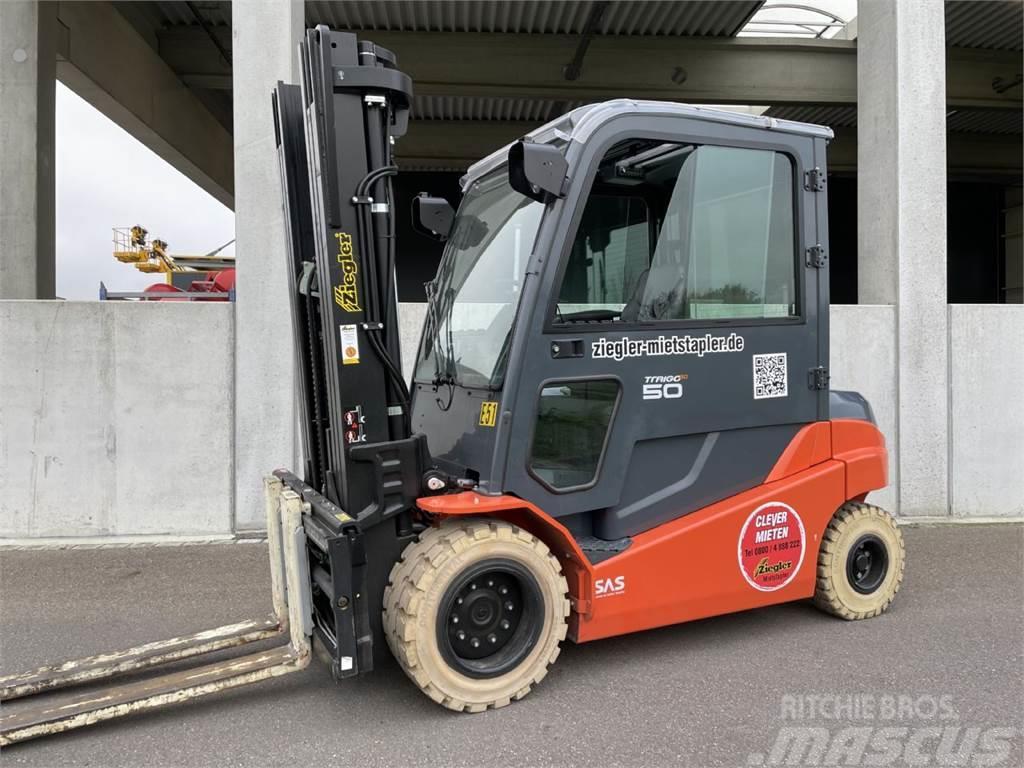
[411,100,834,542]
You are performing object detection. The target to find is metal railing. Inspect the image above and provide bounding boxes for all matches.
[98,281,236,301]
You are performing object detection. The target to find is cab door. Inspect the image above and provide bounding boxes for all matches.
[499,113,826,541]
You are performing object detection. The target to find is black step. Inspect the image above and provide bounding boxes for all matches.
[576,535,632,565]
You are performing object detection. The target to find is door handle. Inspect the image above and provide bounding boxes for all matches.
[550,339,584,359]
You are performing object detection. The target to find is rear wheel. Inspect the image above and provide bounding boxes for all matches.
[383,519,569,712]
[814,501,905,620]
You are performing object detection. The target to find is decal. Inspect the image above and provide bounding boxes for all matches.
[592,332,744,362]
[595,576,626,599]
[738,501,806,592]
[753,352,788,400]
[339,324,360,365]
[343,405,367,444]
[478,401,498,427]
[333,231,361,312]
[642,373,688,400]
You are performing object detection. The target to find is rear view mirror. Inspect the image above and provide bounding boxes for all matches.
[508,140,567,203]
[412,193,454,241]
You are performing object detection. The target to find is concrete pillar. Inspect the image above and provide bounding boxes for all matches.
[232,1,304,530]
[0,1,56,299]
[857,0,948,516]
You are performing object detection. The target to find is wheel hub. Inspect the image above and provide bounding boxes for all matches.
[447,574,523,659]
[846,533,889,594]
[438,559,543,679]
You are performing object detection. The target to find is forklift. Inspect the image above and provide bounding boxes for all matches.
[0,26,904,743]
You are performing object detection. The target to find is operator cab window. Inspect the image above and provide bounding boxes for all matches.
[529,379,620,491]
[555,140,798,324]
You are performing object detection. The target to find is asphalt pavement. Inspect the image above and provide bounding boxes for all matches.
[1,524,1021,767]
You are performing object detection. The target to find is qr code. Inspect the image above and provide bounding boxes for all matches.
[753,353,788,400]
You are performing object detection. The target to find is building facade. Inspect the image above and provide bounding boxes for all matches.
[1,0,1021,539]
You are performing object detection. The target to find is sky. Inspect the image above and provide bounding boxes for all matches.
[55,82,235,299]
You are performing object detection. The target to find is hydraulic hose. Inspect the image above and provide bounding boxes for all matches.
[352,163,411,437]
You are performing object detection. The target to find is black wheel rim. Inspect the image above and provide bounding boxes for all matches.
[846,534,889,594]
[437,558,544,679]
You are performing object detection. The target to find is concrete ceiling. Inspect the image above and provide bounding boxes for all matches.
[113,1,234,131]
[764,104,1024,135]
[113,0,1022,134]
[101,0,1021,180]
[765,0,1023,143]
[112,0,764,132]
[946,0,1023,51]
[305,0,763,36]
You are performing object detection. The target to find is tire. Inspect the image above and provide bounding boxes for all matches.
[814,501,905,620]
[383,518,569,712]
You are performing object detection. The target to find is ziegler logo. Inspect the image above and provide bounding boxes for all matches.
[595,576,625,598]
[752,557,793,578]
[642,373,687,400]
[333,232,361,312]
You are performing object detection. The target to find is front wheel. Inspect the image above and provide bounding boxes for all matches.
[383,519,569,712]
[814,501,906,620]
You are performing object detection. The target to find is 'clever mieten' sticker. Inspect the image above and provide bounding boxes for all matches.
[738,501,806,592]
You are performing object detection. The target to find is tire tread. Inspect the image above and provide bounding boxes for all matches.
[383,519,569,712]
[813,501,905,620]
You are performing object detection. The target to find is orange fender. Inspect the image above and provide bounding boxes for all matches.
[416,493,595,635]
[831,418,888,499]
[764,421,832,483]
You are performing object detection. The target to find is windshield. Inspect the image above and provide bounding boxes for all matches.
[415,169,543,389]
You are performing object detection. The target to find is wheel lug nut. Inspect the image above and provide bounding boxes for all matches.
[470,583,477,591]
[456,597,463,605]
[500,620,510,630]
[457,630,466,641]
[451,615,459,624]
[470,637,480,648]
[487,579,494,587]
[505,601,514,611]
[488,634,497,644]
[499,586,508,595]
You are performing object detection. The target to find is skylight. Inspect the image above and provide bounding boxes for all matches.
[739,1,857,39]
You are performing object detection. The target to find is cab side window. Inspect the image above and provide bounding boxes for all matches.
[529,379,619,491]
[555,141,798,324]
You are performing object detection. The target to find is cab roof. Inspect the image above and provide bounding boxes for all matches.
[462,98,834,189]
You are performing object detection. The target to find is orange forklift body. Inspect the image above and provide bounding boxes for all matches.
[417,419,887,643]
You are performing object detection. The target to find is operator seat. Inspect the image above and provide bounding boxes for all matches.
[619,269,648,322]
[620,266,687,322]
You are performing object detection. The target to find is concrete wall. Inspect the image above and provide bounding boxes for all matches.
[949,306,1024,518]
[1,301,1020,541]
[857,0,949,519]
[830,305,898,514]
[0,299,420,541]
[399,302,428,383]
[0,301,233,539]
[231,0,303,531]
[0,1,57,299]
[832,304,1024,519]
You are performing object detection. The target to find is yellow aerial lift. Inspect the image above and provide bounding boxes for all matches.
[112,225,235,275]
[103,226,237,301]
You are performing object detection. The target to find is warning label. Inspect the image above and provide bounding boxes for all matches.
[738,501,806,592]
